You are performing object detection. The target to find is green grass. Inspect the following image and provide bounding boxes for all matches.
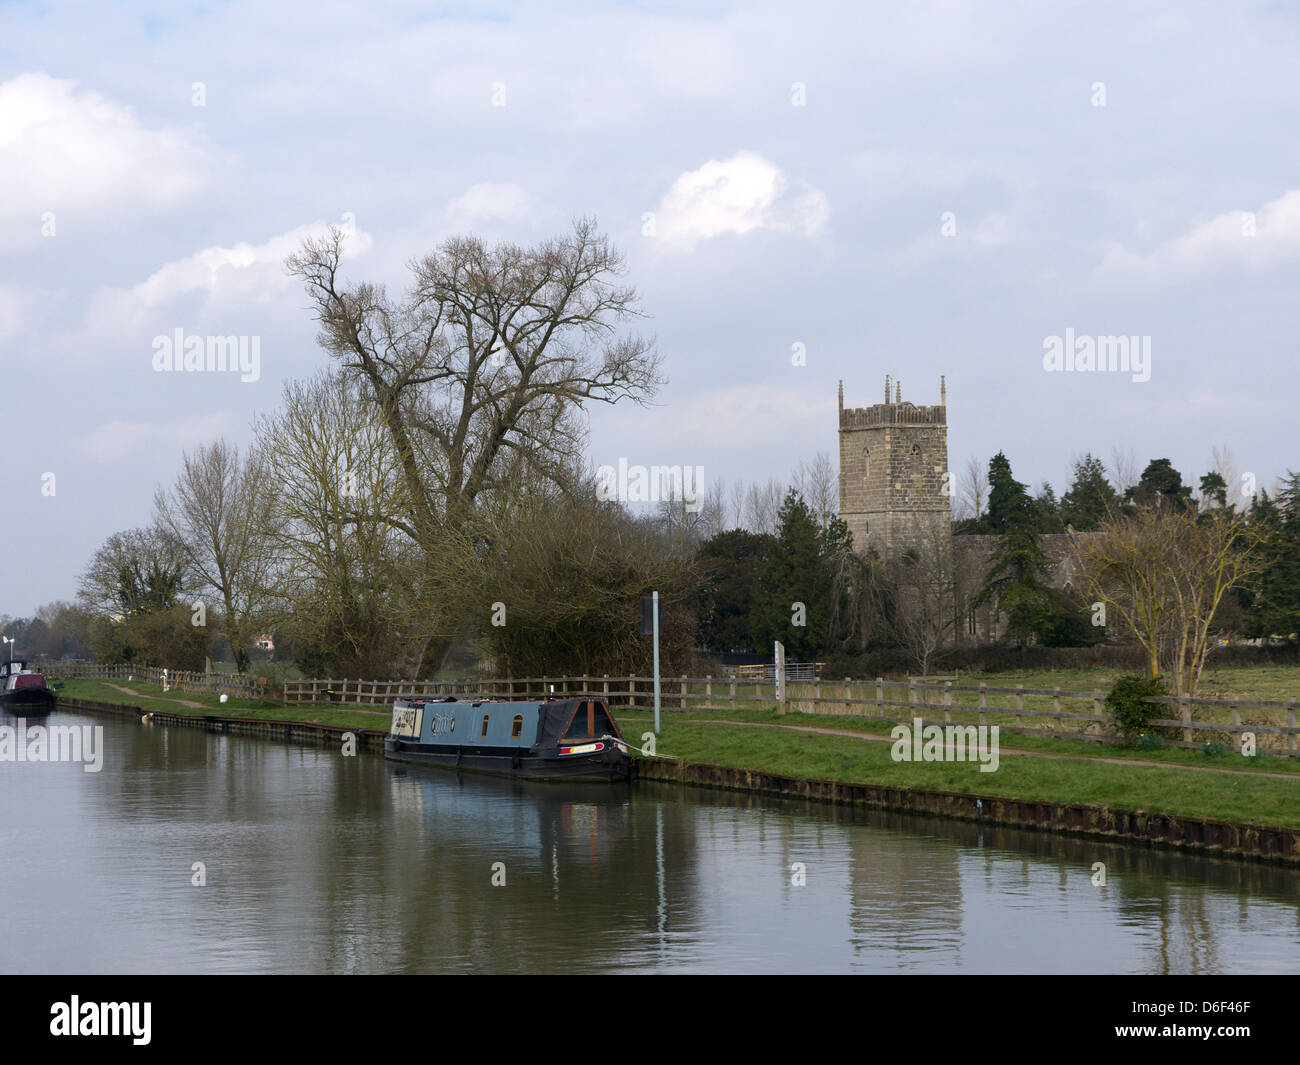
[56,678,387,731]
[618,711,1300,828]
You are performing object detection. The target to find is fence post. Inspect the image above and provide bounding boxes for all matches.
[1181,695,1192,744]
[681,675,687,711]
[706,676,713,710]
[978,682,986,727]
[1289,699,1297,754]
[1052,687,1061,732]
[908,678,917,708]
[1092,691,1103,734]
[943,681,952,724]
[1015,684,1023,730]
[846,678,853,716]
[876,677,883,717]
[729,676,736,714]
[812,677,820,715]
[1229,701,1240,745]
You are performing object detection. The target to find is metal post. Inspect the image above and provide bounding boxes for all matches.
[652,590,661,735]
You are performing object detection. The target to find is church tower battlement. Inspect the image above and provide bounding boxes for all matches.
[837,375,950,557]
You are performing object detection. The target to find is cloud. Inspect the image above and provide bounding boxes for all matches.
[448,183,535,222]
[0,286,22,340]
[0,73,210,239]
[85,218,373,336]
[1100,188,1300,278]
[652,152,829,250]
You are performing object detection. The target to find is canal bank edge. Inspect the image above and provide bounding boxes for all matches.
[59,696,1300,867]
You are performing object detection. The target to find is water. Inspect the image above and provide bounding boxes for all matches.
[1,710,1297,973]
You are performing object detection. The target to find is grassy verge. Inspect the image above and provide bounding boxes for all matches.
[56,678,387,731]
[616,710,1300,829]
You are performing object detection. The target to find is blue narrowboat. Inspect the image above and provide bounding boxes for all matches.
[384,695,633,782]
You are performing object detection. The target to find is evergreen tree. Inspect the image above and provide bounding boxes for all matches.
[1245,473,1300,640]
[1127,458,1194,511]
[974,495,1053,644]
[985,452,1029,533]
[693,530,774,653]
[1034,481,1065,533]
[1198,471,1229,510]
[752,490,833,659]
[1060,453,1119,530]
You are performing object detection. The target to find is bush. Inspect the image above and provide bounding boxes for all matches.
[1136,731,1165,751]
[1202,739,1228,757]
[1105,672,1169,738]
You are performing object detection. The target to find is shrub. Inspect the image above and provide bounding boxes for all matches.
[1105,673,1169,738]
[1136,731,1165,751]
[1202,739,1228,757]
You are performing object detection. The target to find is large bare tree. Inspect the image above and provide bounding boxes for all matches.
[154,439,275,672]
[285,219,663,545]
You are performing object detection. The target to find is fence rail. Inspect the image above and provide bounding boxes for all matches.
[44,661,266,699]
[52,664,1300,758]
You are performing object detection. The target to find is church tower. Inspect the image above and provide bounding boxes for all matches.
[837,376,950,557]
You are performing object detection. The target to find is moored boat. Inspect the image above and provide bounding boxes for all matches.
[0,661,56,716]
[384,695,633,782]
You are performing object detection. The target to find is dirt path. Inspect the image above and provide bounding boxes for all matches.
[105,683,207,710]
[699,719,1300,782]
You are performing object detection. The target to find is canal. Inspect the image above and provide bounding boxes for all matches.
[2,709,1297,973]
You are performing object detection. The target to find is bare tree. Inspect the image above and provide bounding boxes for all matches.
[958,454,988,523]
[154,439,276,672]
[888,521,960,675]
[1111,446,1139,496]
[742,478,786,535]
[793,452,837,528]
[1072,507,1262,695]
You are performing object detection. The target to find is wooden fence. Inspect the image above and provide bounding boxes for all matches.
[56,664,1300,758]
[45,661,267,699]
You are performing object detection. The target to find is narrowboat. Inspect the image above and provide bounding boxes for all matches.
[0,661,56,716]
[384,695,633,782]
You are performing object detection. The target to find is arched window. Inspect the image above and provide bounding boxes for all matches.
[862,447,871,482]
[511,714,524,739]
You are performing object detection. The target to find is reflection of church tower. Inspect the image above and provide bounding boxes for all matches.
[837,376,950,558]
[846,824,965,965]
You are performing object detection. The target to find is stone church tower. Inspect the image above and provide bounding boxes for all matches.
[838,376,950,557]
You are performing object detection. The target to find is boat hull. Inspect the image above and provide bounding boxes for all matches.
[384,737,632,783]
[0,689,55,716]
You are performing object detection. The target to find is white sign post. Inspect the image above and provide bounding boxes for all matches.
[774,641,786,715]
[652,590,661,735]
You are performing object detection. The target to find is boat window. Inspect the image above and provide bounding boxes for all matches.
[511,714,524,739]
[592,701,618,739]
[562,702,590,740]
[481,714,490,738]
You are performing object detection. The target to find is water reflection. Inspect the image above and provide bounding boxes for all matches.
[0,711,1296,973]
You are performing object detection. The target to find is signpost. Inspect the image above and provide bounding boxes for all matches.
[774,640,786,715]
[641,592,662,735]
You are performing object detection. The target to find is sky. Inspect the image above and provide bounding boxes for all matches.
[3,0,1300,616]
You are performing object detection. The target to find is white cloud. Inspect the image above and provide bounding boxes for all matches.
[1100,188,1300,278]
[0,73,210,238]
[653,152,829,251]
[85,218,373,336]
[448,183,535,222]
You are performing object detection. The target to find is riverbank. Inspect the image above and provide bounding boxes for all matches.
[52,684,1300,863]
